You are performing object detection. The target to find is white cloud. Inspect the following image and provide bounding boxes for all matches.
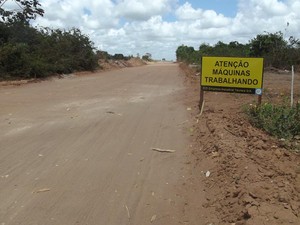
[175,2,203,20]
[232,0,299,37]
[116,0,176,20]
[26,0,300,60]
[34,0,118,29]
[238,0,288,17]
[175,2,231,29]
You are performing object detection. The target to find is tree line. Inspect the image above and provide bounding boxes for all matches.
[0,24,100,79]
[0,0,100,80]
[176,32,300,69]
[0,1,153,81]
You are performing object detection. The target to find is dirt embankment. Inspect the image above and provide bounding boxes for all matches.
[98,58,147,70]
[0,58,146,87]
[181,63,300,225]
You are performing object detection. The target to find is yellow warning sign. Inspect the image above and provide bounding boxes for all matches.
[201,56,264,94]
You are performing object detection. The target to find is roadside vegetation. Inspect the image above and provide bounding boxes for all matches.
[176,32,300,70]
[176,32,300,144]
[0,0,140,81]
[245,102,300,141]
[0,25,100,79]
[0,0,100,80]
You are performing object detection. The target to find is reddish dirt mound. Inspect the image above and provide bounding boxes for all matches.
[99,58,146,70]
[181,63,300,225]
[127,57,147,66]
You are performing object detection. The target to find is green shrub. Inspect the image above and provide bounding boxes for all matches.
[245,102,300,139]
[29,58,52,78]
[0,43,31,79]
[0,24,98,79]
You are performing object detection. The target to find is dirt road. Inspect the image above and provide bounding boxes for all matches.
[0,63,193,225]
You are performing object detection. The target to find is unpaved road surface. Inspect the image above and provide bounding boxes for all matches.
[3,63,299,225]
[0,63,193,225]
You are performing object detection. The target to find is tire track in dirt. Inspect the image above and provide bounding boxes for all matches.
[0,63,193,225]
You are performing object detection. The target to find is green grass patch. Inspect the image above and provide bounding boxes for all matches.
[245,102,300,139]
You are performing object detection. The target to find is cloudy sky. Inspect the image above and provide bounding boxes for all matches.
[3,0,300,60]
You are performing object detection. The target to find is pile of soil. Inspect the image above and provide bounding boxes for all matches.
[181,63,300,225]
[99,58,146,70]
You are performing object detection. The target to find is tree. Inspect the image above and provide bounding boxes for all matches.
[0,26,99,79]
[199,43,213,56]
[249,32,287,56]
[96,50,111,60]
[0,0,44,23]
[176,45,196,63]
[176,31,300,69]
[113,53,125,60]
[0,1,100,79]
[249,32,288,67]
[142,53,152,61]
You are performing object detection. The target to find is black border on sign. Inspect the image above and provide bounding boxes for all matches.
[202,86,256,94]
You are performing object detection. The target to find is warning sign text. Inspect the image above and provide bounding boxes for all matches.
[201,57,264,94]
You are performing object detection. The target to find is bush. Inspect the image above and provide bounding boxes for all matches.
[0,23,98,79]
[0,43,31,79]
[245,102,300,139]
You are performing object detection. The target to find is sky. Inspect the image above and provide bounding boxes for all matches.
[2,0,300,60]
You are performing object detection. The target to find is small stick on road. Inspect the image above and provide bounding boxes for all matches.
[33,188,51,194]
[124,205,130,219]
[151,148,176,153]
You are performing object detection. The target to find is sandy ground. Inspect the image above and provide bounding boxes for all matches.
[0,63,197,225]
